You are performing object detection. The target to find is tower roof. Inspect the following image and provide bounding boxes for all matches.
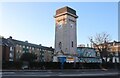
[56,6,77,15]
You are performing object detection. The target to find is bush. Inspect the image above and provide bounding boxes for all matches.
[2,61,120,70]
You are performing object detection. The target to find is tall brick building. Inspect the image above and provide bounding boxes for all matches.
[1,36,54,62]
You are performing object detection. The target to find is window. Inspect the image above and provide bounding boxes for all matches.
[32,47,34,50]
[23,46,25,48]
[29,51,31,53]
[23,51,25,53]
[27,46,29,49]
[29,47,31,49]
[59,42,62,49]
[17,50,19,53]
[39,49,41,51]
[115,52,118,56]
[16,44,19,47]
[72,41,73,47]
[9,53,13,58]
[20,45,21,47]
[37,48,39,51]
[19,50,21,53]
[10,47,13,51]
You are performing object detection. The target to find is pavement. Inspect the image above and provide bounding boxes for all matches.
[1,68,119,72]
[1,69,120,78]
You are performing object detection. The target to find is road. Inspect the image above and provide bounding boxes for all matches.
[1,69,120,78]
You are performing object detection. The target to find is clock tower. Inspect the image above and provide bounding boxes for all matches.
[53,6,78,62]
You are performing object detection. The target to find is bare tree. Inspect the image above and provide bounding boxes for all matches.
[89,32,111,63]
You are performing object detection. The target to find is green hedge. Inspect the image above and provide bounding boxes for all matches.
[2,61,22,69]
[2,61,120,70]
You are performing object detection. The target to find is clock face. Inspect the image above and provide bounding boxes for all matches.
[58,23,62,29]
[70,24,73,28]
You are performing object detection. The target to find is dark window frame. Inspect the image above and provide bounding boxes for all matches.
[72,41,73,47]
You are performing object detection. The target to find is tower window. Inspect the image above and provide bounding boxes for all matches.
[72,41,73,47]
[59,42,62,49]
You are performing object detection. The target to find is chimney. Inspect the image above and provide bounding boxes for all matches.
[39,44,42,46]
[9,36,12,39]
[25,40,28,43]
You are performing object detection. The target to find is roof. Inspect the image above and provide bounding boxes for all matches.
[108,41,120,44]
[0,37,14,46]
[77,47,95,49]
[11,39,41,48]
[56,6,76,15]
[94,41,120,46]
[1,36,54,51]
[8,38,54,51]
